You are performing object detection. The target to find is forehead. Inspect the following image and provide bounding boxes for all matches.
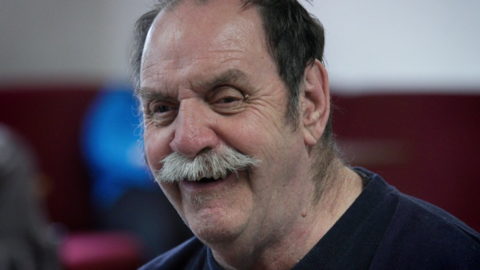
[140,0,274,91]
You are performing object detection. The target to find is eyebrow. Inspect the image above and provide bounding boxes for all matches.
[136,68,251,101]
[135,87,169,101]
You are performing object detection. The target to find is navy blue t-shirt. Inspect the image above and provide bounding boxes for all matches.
[140,168,480,269]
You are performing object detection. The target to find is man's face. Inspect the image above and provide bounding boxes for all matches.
[140,0,313,248]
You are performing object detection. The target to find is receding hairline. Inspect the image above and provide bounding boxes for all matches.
[158,0,243,13]
[139,0,274,98]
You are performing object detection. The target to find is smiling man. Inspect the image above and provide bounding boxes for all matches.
[131,0,480,269]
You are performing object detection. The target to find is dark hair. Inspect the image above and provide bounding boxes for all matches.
[131,0,334,148]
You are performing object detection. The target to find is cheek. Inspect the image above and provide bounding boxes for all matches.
[143,127,174,171]
[220,107,281,143]
[159,182,182,207]
[158,179,185,227]
[236,119,290,161]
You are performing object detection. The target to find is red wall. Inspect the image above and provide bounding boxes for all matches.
[0,85,99,231]
[333,94,480,232]
[1,86,479,232]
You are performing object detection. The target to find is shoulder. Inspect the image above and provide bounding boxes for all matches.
[394,193,480,249]
[372,191,480,268]
[139,237,207,270]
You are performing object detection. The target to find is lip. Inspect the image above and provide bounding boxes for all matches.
[179,171,235,193]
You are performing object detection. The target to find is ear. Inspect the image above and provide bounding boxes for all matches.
[301,59,330,148]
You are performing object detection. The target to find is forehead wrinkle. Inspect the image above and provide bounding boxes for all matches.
[190,68,249,91]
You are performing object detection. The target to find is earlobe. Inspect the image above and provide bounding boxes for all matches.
[301,59,330,147]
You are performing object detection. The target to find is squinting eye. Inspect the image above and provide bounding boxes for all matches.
[145,100,178,126]
[218,97,240,104]
[209,87,246,114]
[148,101,176,115]
[156,105,171,113]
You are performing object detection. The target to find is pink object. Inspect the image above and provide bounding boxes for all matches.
[60,232,143,270]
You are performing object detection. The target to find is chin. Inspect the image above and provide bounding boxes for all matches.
[189,214,245,245]
[177,173,254,245]
[182,198,248,245]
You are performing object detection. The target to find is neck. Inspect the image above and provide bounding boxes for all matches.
[211,160,363,270]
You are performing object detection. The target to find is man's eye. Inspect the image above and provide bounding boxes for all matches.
[209,88,246,114]
[218,97,240,104]
[149,101,176,114]
[145,101,178,126]
[156,105,172,113]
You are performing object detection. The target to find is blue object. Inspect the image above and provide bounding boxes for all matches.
[82,82,155,209]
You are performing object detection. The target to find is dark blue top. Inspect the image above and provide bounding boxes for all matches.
[140,168,480,269]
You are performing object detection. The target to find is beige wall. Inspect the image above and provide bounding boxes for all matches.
[0,0,152,85]
[1,0,479,93]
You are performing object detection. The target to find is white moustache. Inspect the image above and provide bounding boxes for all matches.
[156,145,260,184]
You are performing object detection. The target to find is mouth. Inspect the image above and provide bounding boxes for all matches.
[180,171,236,191]
[186,171,233,183]
[196,177,220,183]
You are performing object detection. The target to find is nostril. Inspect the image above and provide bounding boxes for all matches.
[170,128,219,158]
[198,147,214,155]
[170,102,219,158]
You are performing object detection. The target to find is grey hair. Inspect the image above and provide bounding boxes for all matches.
[156,145,259,183]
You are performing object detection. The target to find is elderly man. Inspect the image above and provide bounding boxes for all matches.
[131,0,480,269]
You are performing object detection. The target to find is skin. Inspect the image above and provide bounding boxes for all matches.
[139,0,363,269]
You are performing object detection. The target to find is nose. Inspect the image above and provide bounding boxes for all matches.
[169,100,219,158]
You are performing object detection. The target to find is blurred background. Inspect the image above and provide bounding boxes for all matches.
[0,0,479,269]
[1,0,479,90]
